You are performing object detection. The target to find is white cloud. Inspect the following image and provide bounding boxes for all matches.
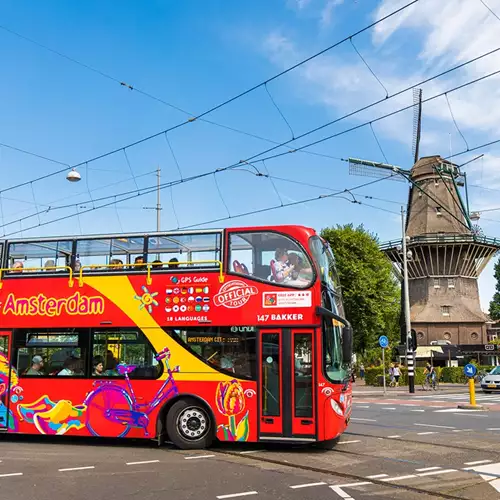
[320,0,344,27]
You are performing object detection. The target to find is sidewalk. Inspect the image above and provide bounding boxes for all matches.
[352,379,470,397]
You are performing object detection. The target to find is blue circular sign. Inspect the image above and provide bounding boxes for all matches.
[464,363,477,378]
[379,335,389,348]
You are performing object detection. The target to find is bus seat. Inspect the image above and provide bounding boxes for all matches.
[269,259,278,281]
[232,260,249,275]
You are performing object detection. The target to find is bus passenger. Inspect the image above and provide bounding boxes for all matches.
[110,258,124,269]
[12,261,23,273]
[93,356,104,376]
[26,356,43,375]
[272,249,294,283]
[152,260,163,269]
[133,256,146,270]
[44,259,56,271]
[58,358,78,376]
[168,258,179,269]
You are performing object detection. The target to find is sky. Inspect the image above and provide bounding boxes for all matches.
[1,0,500,310]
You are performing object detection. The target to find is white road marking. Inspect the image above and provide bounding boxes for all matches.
[184,454,216,460]
[216,493,258,499]
[239,450,260,455]
[382,407,396,410]
[387,435,401,438]
[464,460,493,466]
[126,460,160,465]
[417,432,437,435]
[418,469,456,477]
[454,413,487,417]
[290,482,326,489]
[414,423,455,429]
[58,466,95,472]
[382,475,416,482]
[488,428,500,431]
[330,482,371,499]
[463,462,500,493]
[411,409,425,412]
[452,429,473,432]
[0,473,23,478]
[356,405,370,408]
[338,440,361,444]
[366,474,388,479]
[433,409,477,413]
[351,418,376,422]
[416,467,441,472]
[401,403,419,406]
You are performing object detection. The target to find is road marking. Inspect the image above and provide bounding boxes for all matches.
[488,428,500,431]
[455,413,487,417]
[464,460,493,466]
[417,432,437,435]
[239,450,260,454]
[366,474,388,479]
[330,482,371,499]
[216,493,258,499]
[414,423,455,429]
[416,467,441,472]
[356,405,370,408]
[387,435,401,438]
[401,403,419,406]
[290,482,326,489]
[382,475,416,482]
[126,460,160,465]
[58,466,95,472]
[0,473,23,478]
[351,418,376,422]
[382,407,396,410]
[418,469,456,477]
[452,428,473,432]
[411,409,425,412]
[184,454,216,460]
[338,440,361,444]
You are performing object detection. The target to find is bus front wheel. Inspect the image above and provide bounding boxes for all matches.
[166,398,213,450]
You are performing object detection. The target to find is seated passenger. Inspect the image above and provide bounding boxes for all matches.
[12,261,23,273]
[58,358,78,376]
[110,258,124,269]
[93,356,104,376]
[168,258,179,269]
[288,252,312,280]
[44,259,56,271]
[133,256,146,271]
[271,248,294,283]
[152,260,163,269]
[26,355,43,375]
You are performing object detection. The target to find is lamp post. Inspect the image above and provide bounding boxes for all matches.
[401,206,415,393]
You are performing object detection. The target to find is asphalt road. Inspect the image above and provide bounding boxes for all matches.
[0,387,499,500]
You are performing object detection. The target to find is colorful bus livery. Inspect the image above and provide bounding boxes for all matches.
[0,225,353,449]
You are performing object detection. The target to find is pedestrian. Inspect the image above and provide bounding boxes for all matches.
[393,363,401,387]
[389,363,395,387]
[360,363,365,380]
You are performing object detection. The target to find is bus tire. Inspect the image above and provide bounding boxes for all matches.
[166,398,213,450]
[317,437,340,449]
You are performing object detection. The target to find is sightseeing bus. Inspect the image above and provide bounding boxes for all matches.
[0,225,352,449]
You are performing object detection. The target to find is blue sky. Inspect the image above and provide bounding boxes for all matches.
[1,0,500,309]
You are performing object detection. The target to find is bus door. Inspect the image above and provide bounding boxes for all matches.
[258,328,316,441]
[0,331,12,431]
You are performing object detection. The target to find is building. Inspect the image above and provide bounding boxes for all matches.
[382,155,500,347]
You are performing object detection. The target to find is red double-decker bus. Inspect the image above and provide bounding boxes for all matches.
[0,225,352,449]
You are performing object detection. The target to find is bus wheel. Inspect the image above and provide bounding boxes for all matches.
[166,398,213,450]
[317,437,340,449]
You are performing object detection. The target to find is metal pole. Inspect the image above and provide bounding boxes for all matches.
[402,206,415,393]
[156,166,161,232]
[382,347,386,396]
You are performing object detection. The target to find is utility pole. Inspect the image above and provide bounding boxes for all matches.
[156,166,161,232]
[401,206,415,394]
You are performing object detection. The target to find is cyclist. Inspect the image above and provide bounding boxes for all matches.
[424,362,436,387]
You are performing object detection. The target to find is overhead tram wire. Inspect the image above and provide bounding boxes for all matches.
[3,41,499,204]
[5,62,500,232]
[2,174,398,237]
[0,1,419,194]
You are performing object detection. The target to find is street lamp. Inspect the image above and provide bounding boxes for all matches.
[66,168,81,182]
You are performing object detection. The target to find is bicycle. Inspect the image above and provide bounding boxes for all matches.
[422,375,438,391]
[84,347,179,438]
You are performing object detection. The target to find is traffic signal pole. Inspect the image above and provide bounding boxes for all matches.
[401,207,415,394]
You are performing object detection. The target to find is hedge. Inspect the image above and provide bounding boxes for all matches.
[362,365,493,386]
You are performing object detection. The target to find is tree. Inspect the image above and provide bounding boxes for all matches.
[321,224,400,354]
[489,257,500,320]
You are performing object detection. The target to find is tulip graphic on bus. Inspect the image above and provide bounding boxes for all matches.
[215,380,249,441]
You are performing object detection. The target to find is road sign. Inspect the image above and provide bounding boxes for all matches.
[464,363,477,378]
[379,335,389,349]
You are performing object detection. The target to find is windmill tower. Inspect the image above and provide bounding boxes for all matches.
[349,89,500,347]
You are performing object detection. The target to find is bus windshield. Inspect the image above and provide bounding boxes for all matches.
[309,236,340,293]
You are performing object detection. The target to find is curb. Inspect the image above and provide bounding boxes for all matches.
[457,404,487,410]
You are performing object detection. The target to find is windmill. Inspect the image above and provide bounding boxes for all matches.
[348,88,500,350]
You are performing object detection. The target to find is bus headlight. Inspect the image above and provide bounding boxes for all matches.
[330,399,344,416]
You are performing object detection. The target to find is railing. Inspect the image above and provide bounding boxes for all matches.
[0,265,74,289]
[77,259,225,286]
[380,234,500,251]
[0,260,225,289]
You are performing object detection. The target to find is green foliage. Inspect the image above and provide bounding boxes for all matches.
[321,224,400,354]
[489,257,500,320]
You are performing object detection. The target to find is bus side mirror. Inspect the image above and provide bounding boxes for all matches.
[342,325,353,362]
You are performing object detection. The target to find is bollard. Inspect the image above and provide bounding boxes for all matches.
[468,377,476,406]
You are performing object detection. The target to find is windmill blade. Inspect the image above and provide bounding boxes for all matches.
[412,88,422,164]
[348,157,408,182]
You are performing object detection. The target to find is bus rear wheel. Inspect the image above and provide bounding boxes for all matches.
[166,398,213,450]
